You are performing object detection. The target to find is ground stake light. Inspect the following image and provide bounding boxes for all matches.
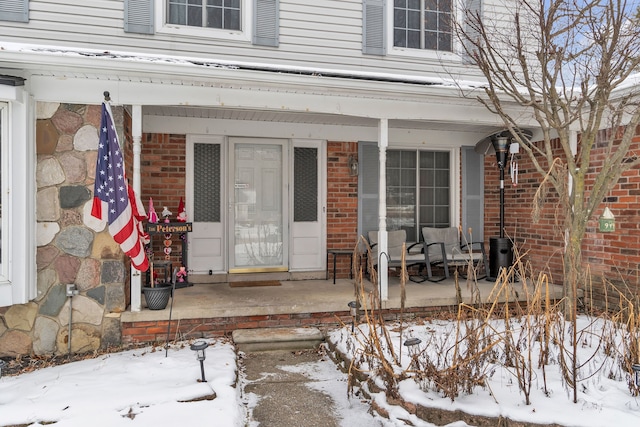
[403,337,422,357]
[404,337,422,370]
[633,364,640,388]
[348,301,359,332]
[190,341,209,382]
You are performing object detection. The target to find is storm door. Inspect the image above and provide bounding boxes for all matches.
[229,138,288,272]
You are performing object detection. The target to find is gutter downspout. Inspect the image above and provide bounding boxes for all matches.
[378,119,389,301]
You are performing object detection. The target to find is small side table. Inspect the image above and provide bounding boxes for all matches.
[326,249,353,284]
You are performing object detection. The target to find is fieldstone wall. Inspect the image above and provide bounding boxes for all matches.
[0,102,128,357]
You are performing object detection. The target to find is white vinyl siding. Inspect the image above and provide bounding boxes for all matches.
[0,0,512,81]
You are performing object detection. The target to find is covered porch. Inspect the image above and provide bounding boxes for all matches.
[120,275,567,345]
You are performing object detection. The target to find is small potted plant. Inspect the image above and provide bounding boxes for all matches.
[142,258,172,310]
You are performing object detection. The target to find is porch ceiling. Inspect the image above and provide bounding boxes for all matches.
[142,105,503,135]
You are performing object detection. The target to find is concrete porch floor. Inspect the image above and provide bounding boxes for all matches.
[121,275,567,324]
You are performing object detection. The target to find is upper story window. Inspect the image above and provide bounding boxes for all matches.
[167,0,241,30]
[393,0,452,52]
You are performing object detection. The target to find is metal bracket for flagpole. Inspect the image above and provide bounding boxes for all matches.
[104,91,110,101]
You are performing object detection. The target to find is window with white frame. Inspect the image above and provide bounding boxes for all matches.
[167,0,242,30]
[393,0,453,52]
[358,144,451,243]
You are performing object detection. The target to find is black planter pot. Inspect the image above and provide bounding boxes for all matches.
[142,283,172,310]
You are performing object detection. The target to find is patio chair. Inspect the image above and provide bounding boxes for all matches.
[421,227,488,282]
[367,230,427,282]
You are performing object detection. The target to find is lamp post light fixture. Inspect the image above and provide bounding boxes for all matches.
[633,364,640,388]
[190,340,209,382]
[348,300,360,332]
[488,133,515,280]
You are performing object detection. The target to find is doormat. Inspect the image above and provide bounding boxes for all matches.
[229,280,282,288]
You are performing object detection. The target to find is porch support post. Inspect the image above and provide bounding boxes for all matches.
[130,105,143,312]
[378,118,389,301]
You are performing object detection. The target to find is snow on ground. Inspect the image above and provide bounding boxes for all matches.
[328,315,640,427]
[1,315,639,427]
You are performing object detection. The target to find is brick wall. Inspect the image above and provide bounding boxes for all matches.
[488,135,640,309]
[121,305,461,344]
[326,141,359,279]
[138,132,188,274]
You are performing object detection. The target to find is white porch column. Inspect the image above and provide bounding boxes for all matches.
[130,105,143,312]
[378,118,389,301]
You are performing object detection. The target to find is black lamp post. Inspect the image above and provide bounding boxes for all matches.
[190,341,209,382]
[488,133,514,280]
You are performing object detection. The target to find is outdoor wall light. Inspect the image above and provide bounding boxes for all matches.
[348,155,359,176]
[348,300,360,332]
[190,340,209,382]
[633,364,640,388]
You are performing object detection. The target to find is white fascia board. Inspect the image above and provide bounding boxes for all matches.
[28,74,511,127]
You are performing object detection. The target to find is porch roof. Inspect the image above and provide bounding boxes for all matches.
[1,41,539,136]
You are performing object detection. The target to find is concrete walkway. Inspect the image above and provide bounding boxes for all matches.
[241,349,343,427]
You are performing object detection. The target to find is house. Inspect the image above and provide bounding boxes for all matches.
[0,0,578,357]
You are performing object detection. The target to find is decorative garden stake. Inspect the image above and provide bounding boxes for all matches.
[190,341,209,382]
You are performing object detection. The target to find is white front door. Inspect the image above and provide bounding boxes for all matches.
[229,138,288,272]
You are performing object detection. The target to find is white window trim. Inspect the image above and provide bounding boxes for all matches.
[0,102,8,282]
[155,0,252,43]
[385,0,462,61]
[0,86,36,307]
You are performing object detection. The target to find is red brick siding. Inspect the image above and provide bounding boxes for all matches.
[489,135,640,308]
[122,305,457,344]
[326,141,359,279]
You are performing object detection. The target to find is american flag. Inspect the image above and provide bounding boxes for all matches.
[91,102,149,271]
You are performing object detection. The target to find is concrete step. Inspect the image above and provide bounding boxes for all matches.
[232,327,325,352]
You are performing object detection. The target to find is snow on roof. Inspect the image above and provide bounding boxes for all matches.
[0,41,489,90]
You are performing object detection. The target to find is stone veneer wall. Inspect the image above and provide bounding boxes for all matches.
[0,102,128,357]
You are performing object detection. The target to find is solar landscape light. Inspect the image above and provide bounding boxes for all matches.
[0,360,5,378]
[403,337,422,358]
[348,300,360,332]
[633,364,640,388]
[403,337,423,369]
[190,340,209,382]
